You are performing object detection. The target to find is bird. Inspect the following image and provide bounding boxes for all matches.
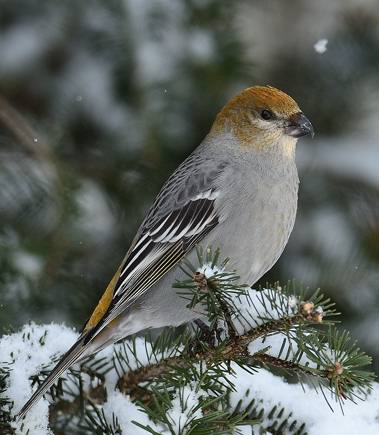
[18,85,313,418]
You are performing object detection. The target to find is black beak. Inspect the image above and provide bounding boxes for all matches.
[285,112,314,138]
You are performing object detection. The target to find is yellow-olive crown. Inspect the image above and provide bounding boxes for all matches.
[211,86,313,148]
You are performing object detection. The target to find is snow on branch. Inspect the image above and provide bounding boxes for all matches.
[0,247,376,434]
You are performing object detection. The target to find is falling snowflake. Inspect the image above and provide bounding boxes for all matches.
[313,38,328,54]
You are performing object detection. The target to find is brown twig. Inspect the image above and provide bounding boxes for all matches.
[251,353,311,372]
[116,313,322,401]
[47,311,328,420]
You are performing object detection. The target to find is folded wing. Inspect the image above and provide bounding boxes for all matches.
[84,153,226,340]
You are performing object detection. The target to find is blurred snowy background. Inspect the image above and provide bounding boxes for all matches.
[0,0,379,372]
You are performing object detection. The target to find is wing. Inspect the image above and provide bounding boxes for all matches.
[17,152,226,418]
[18,178,222,419]
[83,151,227,339]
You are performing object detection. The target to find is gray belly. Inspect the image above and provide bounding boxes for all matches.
[210,186,298,285]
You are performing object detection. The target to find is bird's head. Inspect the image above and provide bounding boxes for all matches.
[211,86,314,155]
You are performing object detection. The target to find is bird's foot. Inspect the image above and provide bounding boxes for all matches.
[187,319,224,356]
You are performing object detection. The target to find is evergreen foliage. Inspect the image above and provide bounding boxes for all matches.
[0,248,374,434]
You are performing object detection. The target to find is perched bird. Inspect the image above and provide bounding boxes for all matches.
[18,85,313,418]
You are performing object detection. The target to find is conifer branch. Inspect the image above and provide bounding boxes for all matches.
[115,313,331,403]
[2,248,375,434]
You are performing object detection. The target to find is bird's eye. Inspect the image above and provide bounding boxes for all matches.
[261,109,273,120]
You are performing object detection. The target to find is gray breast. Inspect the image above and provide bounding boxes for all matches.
[206,161,299,285]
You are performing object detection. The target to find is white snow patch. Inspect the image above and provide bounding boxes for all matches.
[231,288,300,335]
[0,324,183,434]
[103,391,161,434]
[0,323,78,434]
[229,365,379,435]
[247,330,320,369]
[197,263,224,278]
[166,385,203,434]
[1,323,379,434]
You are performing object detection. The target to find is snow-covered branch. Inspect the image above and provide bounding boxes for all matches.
[0,248,375,434]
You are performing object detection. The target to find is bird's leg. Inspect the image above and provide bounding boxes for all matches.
[187,319,219,356]
[194,319,217,347]
[218,300,238,340]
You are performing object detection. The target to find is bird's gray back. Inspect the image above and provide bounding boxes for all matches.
[141,145,227,231]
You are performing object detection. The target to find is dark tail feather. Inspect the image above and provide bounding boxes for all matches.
[17,334,87,420]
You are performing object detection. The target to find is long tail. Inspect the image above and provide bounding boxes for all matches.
[17,334,88,420]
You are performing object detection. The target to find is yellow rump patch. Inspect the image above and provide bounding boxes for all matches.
[84,267,122,330]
